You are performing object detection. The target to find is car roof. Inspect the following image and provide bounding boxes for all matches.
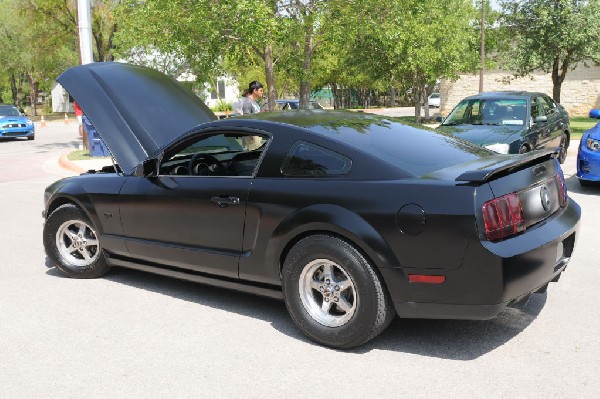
[236,110,491,177]
[462,91,546,100]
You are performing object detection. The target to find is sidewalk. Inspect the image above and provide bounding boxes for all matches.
[58,153,112,174]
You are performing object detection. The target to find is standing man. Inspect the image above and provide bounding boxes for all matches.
[242,81,263,114]
[73,101,88,151]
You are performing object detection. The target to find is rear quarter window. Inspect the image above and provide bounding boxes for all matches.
[281,141,351,177]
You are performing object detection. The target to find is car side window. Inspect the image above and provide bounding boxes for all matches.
[281,141,351,177]
[159,132,268,177]
[538,96,557,115]
[531,98,543,120]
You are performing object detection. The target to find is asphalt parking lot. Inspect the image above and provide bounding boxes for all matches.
[0,121,598,398]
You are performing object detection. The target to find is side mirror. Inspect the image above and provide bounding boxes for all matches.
[589,109,600,119]
[133,159,159,177]
[534,115,547,123]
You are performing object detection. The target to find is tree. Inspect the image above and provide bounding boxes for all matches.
[323,0,478,121]
[116,0,294,111]
[500,0,600,103]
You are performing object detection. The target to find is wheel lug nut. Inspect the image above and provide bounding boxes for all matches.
[319,287,324,292]
[334,297,339,302]
[324,297,329,302]
[325,278,330,284]
[335,285,340,291]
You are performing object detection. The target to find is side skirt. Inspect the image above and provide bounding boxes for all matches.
[107,256,283,300]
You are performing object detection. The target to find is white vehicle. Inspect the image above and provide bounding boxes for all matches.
[428,93,441,108]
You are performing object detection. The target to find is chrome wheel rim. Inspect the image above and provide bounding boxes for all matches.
[298,259,357,327]
[55,219,100,267]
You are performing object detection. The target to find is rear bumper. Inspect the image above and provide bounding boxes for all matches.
[384,199,580,320]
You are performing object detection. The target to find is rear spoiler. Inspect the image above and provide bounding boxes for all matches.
[456,149,558,183]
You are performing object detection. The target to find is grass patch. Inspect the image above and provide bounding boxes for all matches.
[67,150,110,161]
[570,116,598,139]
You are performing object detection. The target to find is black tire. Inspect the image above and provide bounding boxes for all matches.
[557,133,568,164]
[43,204,110,278]
[579,179,592,187]
[282,234,394,349]
[27,135,35,140]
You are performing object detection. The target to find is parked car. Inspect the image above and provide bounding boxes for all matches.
[44,63,580,349]
[437,92,570,163]
[0,104,35,140]
[428,93,441,108]
[576,109,600,186]
[273,99,323,110]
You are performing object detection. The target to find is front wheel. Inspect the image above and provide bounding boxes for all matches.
[282,235,394,349]
[43,204,110,278]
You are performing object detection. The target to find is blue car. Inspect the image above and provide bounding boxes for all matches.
[577,110,600,186]
[0,104,35,140]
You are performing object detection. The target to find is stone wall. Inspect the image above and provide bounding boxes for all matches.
[439,63,600,116]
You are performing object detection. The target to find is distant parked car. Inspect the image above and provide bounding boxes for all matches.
[437,91,570,163]
[428,93,441,108]
[274,99,323,110]
[0,104,35,140]
[576,109,600,186]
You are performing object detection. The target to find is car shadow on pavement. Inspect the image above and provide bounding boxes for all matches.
[564,174,600,195]
[46,263,547,359]
[358,293,546,358]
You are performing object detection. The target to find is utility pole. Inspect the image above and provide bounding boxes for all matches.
[479,0,485,92]
[77,0,94,64]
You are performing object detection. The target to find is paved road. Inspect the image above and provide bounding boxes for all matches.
[0,121,598,398]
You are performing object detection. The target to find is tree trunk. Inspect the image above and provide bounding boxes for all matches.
[10,73,19,106]
[331,84,339,109]
[27,75,39,116]
[423,86,430,120]
[264,44,278,111]
[390,87,396,107]
[414,75,423,124]
[551,55,569,103]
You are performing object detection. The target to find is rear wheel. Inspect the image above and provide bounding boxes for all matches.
[43,204,110,278]
[282,235,394,349]
[557,133,568,164]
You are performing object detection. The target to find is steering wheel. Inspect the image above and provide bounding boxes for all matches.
[188,153,226,176]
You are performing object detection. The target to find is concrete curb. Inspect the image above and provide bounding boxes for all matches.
[58,153,85,174]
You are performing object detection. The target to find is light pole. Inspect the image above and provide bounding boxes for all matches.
[479,0,485,93]
[77,0,94,64]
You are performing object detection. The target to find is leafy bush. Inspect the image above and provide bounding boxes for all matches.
[211,100,233,112]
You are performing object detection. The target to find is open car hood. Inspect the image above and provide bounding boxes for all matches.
[57,62,217,174]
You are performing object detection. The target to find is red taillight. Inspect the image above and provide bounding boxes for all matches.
[482,193,525,242]
[555,173,568,207]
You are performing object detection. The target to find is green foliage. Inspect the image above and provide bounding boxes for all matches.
[210,100,233,112]
[499,0,600,101]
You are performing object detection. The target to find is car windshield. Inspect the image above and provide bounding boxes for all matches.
[443,98,527,127]
[0,106,20,117]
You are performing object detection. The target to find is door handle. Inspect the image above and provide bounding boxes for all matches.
[211,196,240,207]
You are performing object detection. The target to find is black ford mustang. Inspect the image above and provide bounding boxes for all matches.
[43,63,580,349]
